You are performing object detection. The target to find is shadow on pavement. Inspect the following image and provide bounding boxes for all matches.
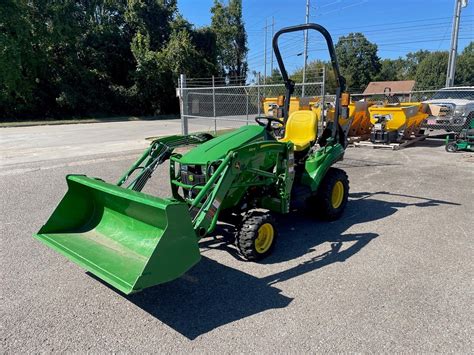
[126,256,291,340]
[117,192,459,340]
[417,136,448,148]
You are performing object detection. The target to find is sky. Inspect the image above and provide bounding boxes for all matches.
[178,0,474,78]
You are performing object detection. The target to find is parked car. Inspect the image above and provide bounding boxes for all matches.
[423,86,474,132]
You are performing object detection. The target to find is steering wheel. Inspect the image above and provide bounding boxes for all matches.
[255,116,284,131]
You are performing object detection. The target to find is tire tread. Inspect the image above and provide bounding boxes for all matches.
[236,211,276,261]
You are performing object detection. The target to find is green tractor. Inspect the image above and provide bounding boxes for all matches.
[35,24,352,295]
[445,118,474,152]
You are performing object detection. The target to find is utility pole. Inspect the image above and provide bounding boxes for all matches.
[446,0,468,87]
[302,0,310,97]
[263,18,267,85]
[270,16,275,74]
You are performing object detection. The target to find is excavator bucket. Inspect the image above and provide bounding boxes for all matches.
[35,175,200,295]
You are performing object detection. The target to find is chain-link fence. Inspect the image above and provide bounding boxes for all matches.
[350,88,474,133]
[177,73,325,134]
[177,75,473,137]
[309,88,473,136]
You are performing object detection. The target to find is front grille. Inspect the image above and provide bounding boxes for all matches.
[180,165,206,186]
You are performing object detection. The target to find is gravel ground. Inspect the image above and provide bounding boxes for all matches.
[1,122,473,352]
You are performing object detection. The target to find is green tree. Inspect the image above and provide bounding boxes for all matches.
[290,60,338,94]
[0,0,90,117]
[455,42,474,85]
[211,0,248,82]
[1,0,138,118]
[0,0,40,117]
[163,29,217,78]
[125,0,177,51]
[129,6,218,114]
[191,27,219,75]
[400,50,430,79]
[264,69,284,84]
[374,58,405,82]
[335,33,381,91]
[169,16,219,77]
[0,0,259,119]
[414,51,448,89]
[59,0,135,115]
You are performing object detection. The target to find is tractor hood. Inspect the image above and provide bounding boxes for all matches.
[179,125,266,165]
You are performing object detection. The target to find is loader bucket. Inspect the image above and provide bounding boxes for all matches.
[35,175,200,295]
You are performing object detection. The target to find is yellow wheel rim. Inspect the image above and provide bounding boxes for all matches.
[331,181,344,209]
[255,223,274,254]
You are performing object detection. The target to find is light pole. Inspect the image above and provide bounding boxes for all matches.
[263,18,267,85]
[270,16,275,74]
[446,0,468,87]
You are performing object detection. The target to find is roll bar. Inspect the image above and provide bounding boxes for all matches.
[272,23,347,140]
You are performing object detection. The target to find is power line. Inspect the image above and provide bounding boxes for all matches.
[316,14,474,31]
[299,36,473,56]
[245,16,473,56]
[244,9,474,74]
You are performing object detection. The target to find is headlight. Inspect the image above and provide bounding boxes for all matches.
[454,106,467,117]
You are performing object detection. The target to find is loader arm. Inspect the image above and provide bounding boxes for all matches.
[117,133,214,191]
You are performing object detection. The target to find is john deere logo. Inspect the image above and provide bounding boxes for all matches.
[188,175,194,182]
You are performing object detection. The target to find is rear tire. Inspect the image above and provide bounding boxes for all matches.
[446,142,458,152]
[236,210,276,261]
[311,168,349,221]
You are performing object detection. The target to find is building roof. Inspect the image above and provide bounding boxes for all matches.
[363,80,416,95]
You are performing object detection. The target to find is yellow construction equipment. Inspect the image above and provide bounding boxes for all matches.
[263,96,373,138]
[262,92,428,144]
[263,96,319,117]
[324,101,374,138]
[368,102,428,143]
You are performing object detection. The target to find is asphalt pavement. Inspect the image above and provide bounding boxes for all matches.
[1,121,473,352]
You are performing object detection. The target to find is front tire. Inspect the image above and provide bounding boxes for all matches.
[446,142,458,152]
[311,168,349,221]
[236,211,276,261]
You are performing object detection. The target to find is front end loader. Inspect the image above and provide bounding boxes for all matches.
[35,24,351,295]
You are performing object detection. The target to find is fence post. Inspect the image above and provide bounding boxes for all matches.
[246,88,249,125]
[212,75,217,134]
[257,72,261,116]
[179,73,188,135]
